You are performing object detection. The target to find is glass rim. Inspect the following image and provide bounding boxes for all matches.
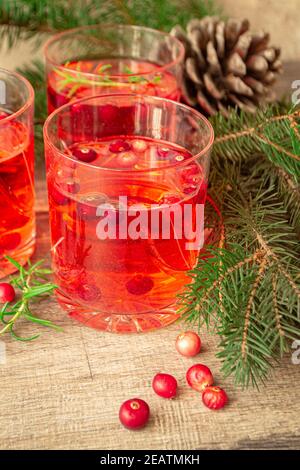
[0,67,34,124]
[44,23,185,79]
[43,93,214,174]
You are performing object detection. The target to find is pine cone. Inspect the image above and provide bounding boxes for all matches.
[171,16,282,116]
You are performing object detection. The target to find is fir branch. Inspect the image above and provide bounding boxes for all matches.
[181,105,300,388]
[0,0,218,49]
[241,256,268,360]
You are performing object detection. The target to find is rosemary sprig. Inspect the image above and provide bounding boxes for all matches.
[55,63,162,98]
[0,256,61,341]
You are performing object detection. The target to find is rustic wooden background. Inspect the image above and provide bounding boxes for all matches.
[0,64,299,450]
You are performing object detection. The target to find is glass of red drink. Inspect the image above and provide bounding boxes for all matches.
[44,94,214,333]
[44,24,185,114]
[0,68,35,278]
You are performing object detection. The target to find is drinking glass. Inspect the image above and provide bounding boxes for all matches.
[0,68,35,278]
[44,24,185,113]
[44,94,214,333]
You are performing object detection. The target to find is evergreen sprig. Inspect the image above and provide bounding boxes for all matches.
[0,0,218,49]
[0,257,61,341]
[180,105,300,388]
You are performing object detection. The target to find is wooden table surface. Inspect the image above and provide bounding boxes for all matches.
[0,63,299,451]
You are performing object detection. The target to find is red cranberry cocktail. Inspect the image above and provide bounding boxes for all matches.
[0,68,35,278]
[44,95,214,333]
[44,25,184,114]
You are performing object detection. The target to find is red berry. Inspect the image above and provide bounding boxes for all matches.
[173,154,185,163]
[176,331,201,357]
[73,146,98,163]
[0,233,21,253]
[181,163,199,179]
[186,364,214,392]
[152,373,177,399]
[78,283,101,302]
[0,111,8,120]
[157,147,172,159]
[183,184,198,195]
[131,139,148,153]
[51,186,69,206]
[119,398,150,429]
[202,386,228,410]
[126,275,154,295]
[61,178,80,194]
[0,283,16,303]
[116,151,138,168]
[109,140,131,153]
[181,165,201,185]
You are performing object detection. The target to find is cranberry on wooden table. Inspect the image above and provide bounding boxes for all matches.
[119,398,150,429]
[175,331,201,357]
[0,283,16,303]
[202,386,228,410]
[152,373,177,399]
[186,364,214,392]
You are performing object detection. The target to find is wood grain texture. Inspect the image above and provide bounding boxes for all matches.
[0,64,299,450]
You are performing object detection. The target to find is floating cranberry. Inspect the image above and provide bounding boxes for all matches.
[0,283,16,303]
[109,140,131,153]
[0,111,8,120]
[131,139,148,153]
[119,398,150,429]
[175,331,201,357]
[202,386,228,410]
[152,373,177,399]
[186,364,214,392]
[174,154,185,163]
[78,283,101,302]
[61,178,80,194]
[116,151,138,168]
[183,184,198,195]
[73,146,98,163]
[126,275,154,296]
[0,232,21,252]
[51,186,69,206]
[180,164,200,184]
[77,192,108,220]
[157,147,172,159]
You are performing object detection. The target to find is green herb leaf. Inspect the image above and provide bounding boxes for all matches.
[0,257,61,341]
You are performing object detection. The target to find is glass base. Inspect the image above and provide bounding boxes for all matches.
[0,235,36,279]
[57,290,180,333]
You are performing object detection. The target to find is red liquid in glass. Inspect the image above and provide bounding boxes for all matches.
[47,59,180,113]
[47,135,207,332]
[0,112,35,277]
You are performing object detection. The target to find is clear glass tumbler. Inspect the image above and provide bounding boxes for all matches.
[44,24,185,113]
[0,68,35,278]
[44,94,214,333]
